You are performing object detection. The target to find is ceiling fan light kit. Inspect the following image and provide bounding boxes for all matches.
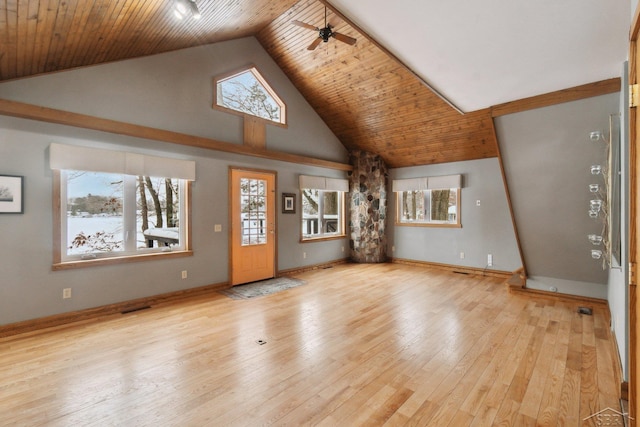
[291,7,357,50]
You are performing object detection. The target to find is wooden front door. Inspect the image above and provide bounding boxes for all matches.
[230,168,276,285]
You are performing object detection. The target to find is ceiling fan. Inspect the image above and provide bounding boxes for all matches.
[291,7,357,51]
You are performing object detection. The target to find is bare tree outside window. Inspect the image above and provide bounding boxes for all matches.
[397,188,459,226]
[215,67,286,125]
[431,189,450,221]
[219,80,280,122]
[65,172,181,255]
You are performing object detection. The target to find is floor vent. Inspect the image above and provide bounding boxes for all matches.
[121,305,151,314]
[578,306,593,316]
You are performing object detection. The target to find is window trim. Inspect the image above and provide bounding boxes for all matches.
[212,65,288,128]
[395,188,462,228]
[300,189,347,242]
[52,170,192,270]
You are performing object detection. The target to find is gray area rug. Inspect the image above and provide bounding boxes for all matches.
[219,277,306,300]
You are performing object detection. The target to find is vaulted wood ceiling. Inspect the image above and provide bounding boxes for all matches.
[0,0,511,168]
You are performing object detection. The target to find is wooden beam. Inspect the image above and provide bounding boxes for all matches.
[243,116,267,149]
[632,2,640,42]
[0,98,353,172]
[491,118,528,276]
[491,78,621,117]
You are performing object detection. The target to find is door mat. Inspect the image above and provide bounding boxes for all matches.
[219,277,306,300]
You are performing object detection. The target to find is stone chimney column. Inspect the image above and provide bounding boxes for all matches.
[348,150,388,263]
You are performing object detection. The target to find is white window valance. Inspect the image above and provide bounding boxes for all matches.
[49,143,196,180]
[299,175,349,192]
[392,174,461,192]
[391,177,429,192]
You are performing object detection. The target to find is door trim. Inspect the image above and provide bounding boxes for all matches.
[629,12,639,423]
[228,167,278,285]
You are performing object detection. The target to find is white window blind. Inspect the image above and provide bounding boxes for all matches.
[299,175,349,192]
[392,174,461,191]
[49,143,196,180]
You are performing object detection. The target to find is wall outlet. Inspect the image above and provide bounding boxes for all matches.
[460,252,465,259]
[476,200,481,206]
[341,246,345,252]
[181,270,188,279]
[214,224,222,232]
[63,288,72,299]
[392,246,395,252]
[487,254,493,266]
[303,252,307,259]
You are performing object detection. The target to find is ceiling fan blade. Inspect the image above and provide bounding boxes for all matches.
[332,32,357,46]
[307,37,323,50]
[291,20,318,31]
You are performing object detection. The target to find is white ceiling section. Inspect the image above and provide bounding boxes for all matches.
[330,0,630,112]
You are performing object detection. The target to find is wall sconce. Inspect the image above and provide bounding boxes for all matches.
[586,124,614,267]
[588,234,603,245]
[590,131,603,141]
[174,0,201,20]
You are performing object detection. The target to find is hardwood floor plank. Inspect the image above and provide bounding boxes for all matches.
[0,263,621,426]
[519,319,559,418]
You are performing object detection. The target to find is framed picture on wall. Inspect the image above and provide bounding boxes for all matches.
[282,193,296,214]
[0,175,24,214]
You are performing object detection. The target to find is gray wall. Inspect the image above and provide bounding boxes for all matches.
[0,38,348,326]
[388,158,522,272]
[495,93,620,299]
[0,37,347,164]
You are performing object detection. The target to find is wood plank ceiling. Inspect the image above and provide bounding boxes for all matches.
[0,0,498,168]
[257,0,497,167]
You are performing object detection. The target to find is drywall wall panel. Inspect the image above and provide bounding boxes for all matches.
[0,117,347,326]
[388,157,522,272]
[0,36,349,326]
[495,93,619,287]
[0,37,347,164]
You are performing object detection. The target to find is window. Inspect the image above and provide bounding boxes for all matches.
[62,172,186,260]
[240,177,267,246]
[393,174,462,227]
[397,189,460,226]
[299,175,348,241]
[50,143,194,268]
[301,189,344,239]
[214,66,286,125]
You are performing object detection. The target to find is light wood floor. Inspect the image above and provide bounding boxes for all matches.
[0,263,621,426]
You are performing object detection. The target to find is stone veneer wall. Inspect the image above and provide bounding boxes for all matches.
[348,150,388,263]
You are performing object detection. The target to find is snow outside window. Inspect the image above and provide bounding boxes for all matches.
[61,170,187,261]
